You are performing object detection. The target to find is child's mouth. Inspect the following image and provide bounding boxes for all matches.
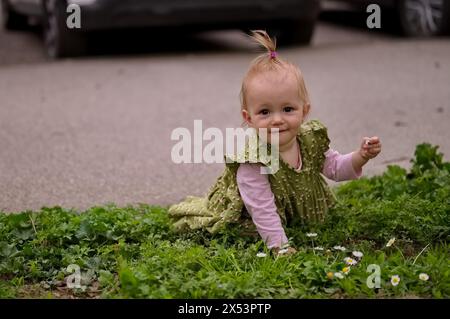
[272,129,287,133]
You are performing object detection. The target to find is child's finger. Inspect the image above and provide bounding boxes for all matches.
[368,137,380,145]
[365,136,380,144]
[370,142,381,150]
[368,147,381,155]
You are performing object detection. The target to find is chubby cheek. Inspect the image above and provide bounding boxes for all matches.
[253,119,270,129]
[289,116,303,126]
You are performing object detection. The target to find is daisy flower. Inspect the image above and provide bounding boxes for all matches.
[342,267,351,275]
[256,252,267,258]
[344,257,357,266]
[386,237,396,247]
[334,272,344,279]
[333,245,346,252]
[306,233,318,238]
[419,273,429,281]
[391,275,400,286]
[326,272,334,280]
[314,247,324,251]
[352,251,363,258]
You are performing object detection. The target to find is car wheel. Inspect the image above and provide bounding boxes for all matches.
[267,19,316,46]
[398,0,450,36]
[43,0,87,58]
[1,0,29,30]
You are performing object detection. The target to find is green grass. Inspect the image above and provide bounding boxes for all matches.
[0,143,449,298]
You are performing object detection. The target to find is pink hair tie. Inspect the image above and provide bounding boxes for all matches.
[270,51,278,59]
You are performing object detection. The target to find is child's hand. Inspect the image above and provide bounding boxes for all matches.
[359,136,381,160]
[272,246,297,257]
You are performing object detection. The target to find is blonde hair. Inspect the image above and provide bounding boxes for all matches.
[240,30,311,112]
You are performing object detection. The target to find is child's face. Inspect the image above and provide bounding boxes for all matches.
[242,70,310,148]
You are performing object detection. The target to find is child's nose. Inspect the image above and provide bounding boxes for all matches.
[271,113,284,125]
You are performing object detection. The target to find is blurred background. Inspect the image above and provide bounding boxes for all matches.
[1,0,449,212]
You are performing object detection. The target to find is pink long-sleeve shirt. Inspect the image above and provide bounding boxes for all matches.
[236,148,362,249]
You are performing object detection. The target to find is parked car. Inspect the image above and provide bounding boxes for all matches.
[327,0,450,37]
[1,0,321,58]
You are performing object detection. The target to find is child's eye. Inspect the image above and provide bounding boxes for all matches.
[259,109,270,115]
[284,106,294,112]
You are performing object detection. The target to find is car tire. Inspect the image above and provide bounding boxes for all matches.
[267,19,316,46]
[43,0,87,58]
[398,0,450,37]
[1,0,29,30]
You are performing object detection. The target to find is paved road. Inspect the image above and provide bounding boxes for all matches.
[1,9,450,213]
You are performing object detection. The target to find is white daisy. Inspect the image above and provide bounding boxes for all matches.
[386,237,396,247]
[314,247,324,251]
[277,248,289,255]
[334,272,344,279]
[342,267,351,275]
[333,245,346,252]
[306,233,318,238]
[344,257,357,265]
[256,252,267,258]
[391,275,400,286]
[419,273,429,281]
[352,251,364,258]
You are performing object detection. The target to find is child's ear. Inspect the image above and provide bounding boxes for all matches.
[303,103,311,118]
[242,109,252,125]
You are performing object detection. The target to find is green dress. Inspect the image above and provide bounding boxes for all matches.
[168,119,337,234]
